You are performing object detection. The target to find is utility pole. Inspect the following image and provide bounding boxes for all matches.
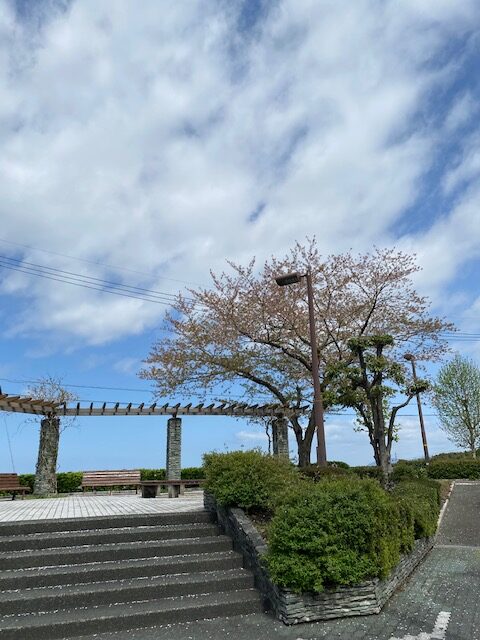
[404,353,430,462]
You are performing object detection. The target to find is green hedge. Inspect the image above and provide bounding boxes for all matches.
[392,480,440,538]
[426,459,480,479]
[57,472,83,493]
[203,450,298,514]
[301,465,352,482]
[266,478,403,593]
[140,468,166,481]
[351,465,382,479]
[140,468,205,480]
[19,474,35,492]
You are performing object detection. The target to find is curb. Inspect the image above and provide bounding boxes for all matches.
[436,480,455,533]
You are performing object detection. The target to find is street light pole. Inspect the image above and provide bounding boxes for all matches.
[275,270,327,467]
[404,353,430,463]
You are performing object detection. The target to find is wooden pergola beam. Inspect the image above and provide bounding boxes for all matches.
[0,393,306,418]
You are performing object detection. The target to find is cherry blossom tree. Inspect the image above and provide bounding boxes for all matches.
[141,241,452,467]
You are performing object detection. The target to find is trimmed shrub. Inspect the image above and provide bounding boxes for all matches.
[391,460,427,482]
[301,464,352,482]
[328,460,350,469]
[203,450,298,513]
[426,459,480,479]
[392,480,440,539]
[351,465,382,480]
[57,472,83,493]
[266,478,403,593]
[181,467,205,479]
[140,468,166,481]
[19,474,35,492]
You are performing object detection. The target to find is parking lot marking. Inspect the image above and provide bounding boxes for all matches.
[390,611,451,640]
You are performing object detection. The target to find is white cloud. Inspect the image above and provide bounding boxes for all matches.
[236,430,268,443]
[0,0,479,344]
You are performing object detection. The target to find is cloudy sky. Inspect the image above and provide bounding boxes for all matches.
[1,0,479,473]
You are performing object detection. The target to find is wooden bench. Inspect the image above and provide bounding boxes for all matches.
[140,479,204,498]
[81,470,142,494]
[0,473,30,500]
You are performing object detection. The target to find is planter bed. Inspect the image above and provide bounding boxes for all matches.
[204,492,434,625]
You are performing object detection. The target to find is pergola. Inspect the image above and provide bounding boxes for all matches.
[0,392,305,477]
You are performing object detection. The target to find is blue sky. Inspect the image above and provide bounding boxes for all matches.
[1,0,480,473]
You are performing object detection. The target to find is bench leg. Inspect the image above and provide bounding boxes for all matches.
[168,484,180,498]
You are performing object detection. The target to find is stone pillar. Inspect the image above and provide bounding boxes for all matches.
[166,417,182,497]
[272,417,289,460]
[34,417,60,496]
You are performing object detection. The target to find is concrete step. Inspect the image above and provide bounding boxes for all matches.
[0,510,211,536]
[0,550,244,590]
[0,589,264,640]
[0,522,218,551]
[0,568,254,615]
[0,535,232,569]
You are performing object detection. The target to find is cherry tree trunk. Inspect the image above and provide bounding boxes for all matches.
[34,417,60,496]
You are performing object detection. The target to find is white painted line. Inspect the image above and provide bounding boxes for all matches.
[436,481,455,532]
[390,611,451,640]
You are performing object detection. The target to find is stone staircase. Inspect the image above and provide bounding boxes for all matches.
[0,511,263,639]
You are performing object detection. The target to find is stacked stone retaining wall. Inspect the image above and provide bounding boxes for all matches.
[204,492,434,624]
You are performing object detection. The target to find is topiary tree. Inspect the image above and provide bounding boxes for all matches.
[326,335,428,485]
[433,355,480,458]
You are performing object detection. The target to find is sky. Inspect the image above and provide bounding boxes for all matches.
[0,0,480,473]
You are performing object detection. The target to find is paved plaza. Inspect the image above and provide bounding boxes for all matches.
[0,491,204,521]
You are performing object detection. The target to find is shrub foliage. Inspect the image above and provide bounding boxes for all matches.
[265,479,402,593]
[203,450,298,513]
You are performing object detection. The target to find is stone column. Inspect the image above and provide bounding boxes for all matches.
[166,417,182,497]
[272,417,289,460]
[34,417,60,496]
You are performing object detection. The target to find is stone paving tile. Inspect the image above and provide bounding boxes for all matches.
[0,491,204,521]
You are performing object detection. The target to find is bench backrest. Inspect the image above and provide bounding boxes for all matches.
[0,473,23,489]
[82,470,141,486]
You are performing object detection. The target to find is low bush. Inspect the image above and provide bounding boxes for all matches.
[391,460,427,482]
[351,465,382,480]
[301,464,352,482]
[426,459,480,479]
[57,472,83,493]
[328,460,350,469]
[203,450,298,513]
[392,480,440,539]
[140,468,166,481]
[181,467,205,479]
[266,478,402,593]
[19,474,35,492]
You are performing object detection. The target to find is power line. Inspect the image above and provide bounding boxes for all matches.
[0,261,178,306]
[0,254,192,301]
[0,237,204,287]
[0,255,197,304]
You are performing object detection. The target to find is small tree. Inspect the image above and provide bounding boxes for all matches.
[433,355,480,458]
[326,335,428,485]
[27,377,77,496]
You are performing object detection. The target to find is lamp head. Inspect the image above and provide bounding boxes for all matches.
[275,272,303,287]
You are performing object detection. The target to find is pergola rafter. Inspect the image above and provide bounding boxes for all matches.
[0,393,306,418]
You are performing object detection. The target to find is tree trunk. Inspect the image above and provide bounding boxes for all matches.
[34,417,60,496]
[297,437,311,467]
[290,411,316,468]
